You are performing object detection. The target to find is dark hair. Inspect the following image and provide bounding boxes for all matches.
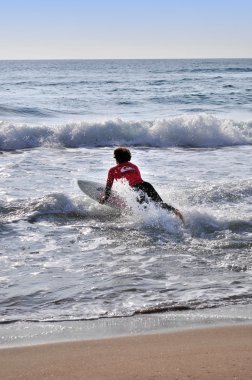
[114,147,131,163]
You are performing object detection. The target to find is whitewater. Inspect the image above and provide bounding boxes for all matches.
[1,114,252,151]
[0,59,252,345]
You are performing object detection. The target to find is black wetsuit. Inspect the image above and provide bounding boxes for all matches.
[133,182,176,212]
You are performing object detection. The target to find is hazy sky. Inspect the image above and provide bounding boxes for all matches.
[1,0,251,59]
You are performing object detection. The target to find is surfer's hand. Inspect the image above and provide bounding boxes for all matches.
[99,195,107,204]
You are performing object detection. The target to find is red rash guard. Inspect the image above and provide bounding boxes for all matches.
[105,162,143,194]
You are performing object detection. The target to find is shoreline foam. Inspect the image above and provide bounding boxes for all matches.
[1,304,252,348]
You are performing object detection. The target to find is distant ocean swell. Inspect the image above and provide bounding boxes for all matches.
[0,104,52,118]
[0,114,251,151]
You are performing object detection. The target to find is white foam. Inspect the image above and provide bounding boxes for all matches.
[1,114,251,150]
[112,180,183,235]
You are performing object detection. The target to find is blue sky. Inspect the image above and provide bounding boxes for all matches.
[0,0,251,59]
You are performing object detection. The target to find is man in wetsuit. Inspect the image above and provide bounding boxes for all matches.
[100,147,184,222]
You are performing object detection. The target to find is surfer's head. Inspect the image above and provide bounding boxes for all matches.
[114,147,131,163]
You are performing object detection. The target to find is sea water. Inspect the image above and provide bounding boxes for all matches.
[0,59,252,345]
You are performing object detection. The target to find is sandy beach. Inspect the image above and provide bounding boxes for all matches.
[0,324,251,380]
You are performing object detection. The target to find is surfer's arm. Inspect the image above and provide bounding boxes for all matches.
[99,183,113,204]
[99,169,114,204]
[99,186,111,204]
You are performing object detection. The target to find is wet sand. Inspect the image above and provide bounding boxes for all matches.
[0,324,251,380]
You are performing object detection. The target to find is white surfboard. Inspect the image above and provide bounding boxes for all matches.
[77,180,126,209]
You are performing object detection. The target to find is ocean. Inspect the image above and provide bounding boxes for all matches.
[0,59,252,345]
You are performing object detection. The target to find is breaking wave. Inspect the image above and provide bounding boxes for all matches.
[0,114,252,151]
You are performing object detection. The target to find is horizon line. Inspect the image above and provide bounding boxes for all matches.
[0,57,252,61]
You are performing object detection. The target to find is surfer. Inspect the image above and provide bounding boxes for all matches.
[100,147,184,222]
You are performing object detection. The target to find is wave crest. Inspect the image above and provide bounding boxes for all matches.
[0,114,251,151]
